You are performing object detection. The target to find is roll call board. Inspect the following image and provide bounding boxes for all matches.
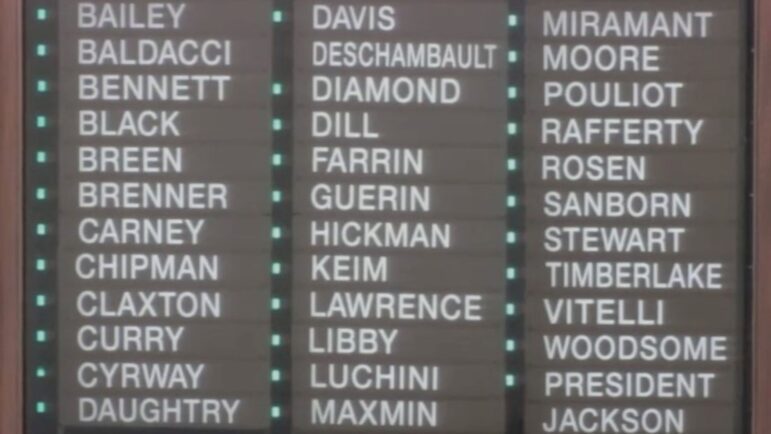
[22,1,748,434]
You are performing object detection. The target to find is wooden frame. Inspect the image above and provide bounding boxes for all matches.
[754,0,771,431]
[0,0,23,432]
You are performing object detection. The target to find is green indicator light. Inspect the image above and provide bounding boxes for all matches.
[36,223,47,236]
[506,374,516,387]
[35,330,47,343]
[272,154,283,166]
[36,151,47,163]
[271,334,282,346]
[36,402,47,414]
[507,122,518,136]
[506,339,517,352]
[506,231,517,244]
[506,267,517,280]
[272,190,282,202]
[36,8,48,21]
[36,188,47,200]
[271,369,282,382]
[36,44,48,57]
[508,86,518,99]
[36,115,47,128]
[272,10,283,23]
[35,295,47,307]
[508,14,519,27]
[272,227,282,239]
[36,367,47,378]
[272,83,283,95]
[506,303,516,316]
[508,50,518,63]
[271,298,282,311]
[271,406,281,418]
[272,118,283,131]
[507,158,518,171]
[272,262,282,275]
[35,259,47,272]
[507,195,517,208]
[36,80,48,93]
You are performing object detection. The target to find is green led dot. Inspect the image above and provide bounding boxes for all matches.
[36,187,47,200]
[35,330,47,343]
[272,227,282,239]
[35,401,47,414]
[506,267,517,280]
[272,10,283,23]
[272,154,283,166]
[507,195,517,208]
[36,367,47,378]
[507,122,518,136]
[271,334,282,346]
[506,374,516,387]
[272,82,283,95]
[36,223,47,236]
[36,151,47,163]
[271,369,282,382]
[35,258,47,271]
[36,44,48,57]
[508,14,518,27]
[271,297,282,311]
[272,190,282,202]
[506,231,517,244]
[35,295,47,307]
[272,262,282,275]
[272,118,283,131]
[271,406,281,418]
[508,86,518,100]
[506,303,516,316]
[507,158,518,171]
[36,80,48,93]
[36,8,48,21]
[506,339,517,352]
[508,50,518,63]
[36,115,47,128]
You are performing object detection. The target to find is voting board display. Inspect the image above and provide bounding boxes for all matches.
[22,0,750,434]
